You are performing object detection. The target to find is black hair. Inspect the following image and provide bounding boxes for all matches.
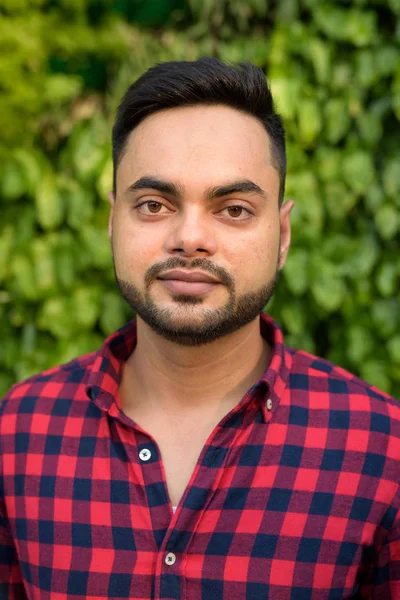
[112,57,286,204]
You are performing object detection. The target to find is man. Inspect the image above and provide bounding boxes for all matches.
[1,58,399,600]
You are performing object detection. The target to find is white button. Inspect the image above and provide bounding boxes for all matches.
[266,398,273,411]
[139,448,152,462]
[165,552,176,566]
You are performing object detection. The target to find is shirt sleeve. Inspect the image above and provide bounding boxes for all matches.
[0,395,28,599]
[0,498,28,599]
[372,508,400,599]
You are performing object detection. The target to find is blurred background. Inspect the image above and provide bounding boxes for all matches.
[0,0,399,397]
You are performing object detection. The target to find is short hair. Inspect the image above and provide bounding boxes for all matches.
[112,57,286,204]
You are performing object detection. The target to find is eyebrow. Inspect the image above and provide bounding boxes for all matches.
[125,176,268,201]
[126,177,182,197]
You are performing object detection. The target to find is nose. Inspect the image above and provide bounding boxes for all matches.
[163,206,218,257]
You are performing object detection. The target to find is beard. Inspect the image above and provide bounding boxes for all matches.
[113,253,279,347]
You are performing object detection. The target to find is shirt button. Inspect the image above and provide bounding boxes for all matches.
[165,552,176,566]
[139,448,152,462]
[266,398,273,411]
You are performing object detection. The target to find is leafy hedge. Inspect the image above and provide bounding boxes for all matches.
[1,0,399,397]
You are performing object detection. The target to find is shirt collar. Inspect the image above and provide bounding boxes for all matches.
[86,312,291,423]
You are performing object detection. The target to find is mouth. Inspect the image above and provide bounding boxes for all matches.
[157,278,220,296]
[156,268,221,296]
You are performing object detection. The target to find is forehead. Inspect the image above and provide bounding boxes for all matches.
[118,105,276,187]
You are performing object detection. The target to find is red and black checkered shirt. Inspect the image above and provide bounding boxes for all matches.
[1,313,400,599]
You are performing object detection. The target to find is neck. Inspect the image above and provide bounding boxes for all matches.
[120,315,271,415]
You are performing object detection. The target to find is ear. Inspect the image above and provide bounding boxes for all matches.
[278,199,295,270]
[108,190,115,238]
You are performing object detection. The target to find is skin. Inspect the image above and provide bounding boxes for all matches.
[108,104,294,422]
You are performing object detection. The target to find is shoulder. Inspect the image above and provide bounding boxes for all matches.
[287,346,400,420]
[0,350,97,420]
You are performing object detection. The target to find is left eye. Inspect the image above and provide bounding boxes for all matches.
[220,206,252,219]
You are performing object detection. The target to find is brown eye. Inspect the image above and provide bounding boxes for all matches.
[227,206,244,218]
[147,202,162,213]
[135,200,168,215]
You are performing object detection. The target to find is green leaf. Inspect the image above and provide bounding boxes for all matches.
[286,172,324,240]
[345,234,379,278]
[270,77,301,120]
[342,150,375,195]
[68,118,108,183]
[320,234,353,266]
[56,333,103,366]
[310,258,346,312]
[388,0,400,15]
[0,373,14,398]
[44,74,82,104]
[1,336,19,370]
[375,204,399,240]
[0,159,27,201]
[364,185,384,213]
[308,37,332,84]
[70,286,101,329]
[324,181,357,220]
[313,6,377,47]
[383,157,400,201]
[37,296,72,339]
[372,299,400,337]
[31,238,57,296]
[375,46,399,77]
[315,147,342,182]
[346,325,374,364]
[79,226,112,269]
[100,292,128,335]
[35,171,65,230]
[21,322,37,356]
[97,157,113,203]
[324,98,350,143]
[281,301,306,335]
[53,232,77,290]
[360,360,391,393]
[387,336,400,364]
[356,50,377,87]
[283,248,309,295]
[60,177,94,230]
[13,148,43,196]
[10,254,37,300]
[297,98,322,146]
[354,278,372,308]
[356,110,382,145]
[285,331,316,355]
[376,262,398,297]
[0,225,14,283]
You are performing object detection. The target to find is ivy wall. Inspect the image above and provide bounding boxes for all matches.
[0,0,399,397]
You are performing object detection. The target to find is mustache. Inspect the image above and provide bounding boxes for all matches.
[144,258,234,289]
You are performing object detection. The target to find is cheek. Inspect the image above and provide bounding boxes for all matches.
[227,228,279,286]
[112,218,158,273]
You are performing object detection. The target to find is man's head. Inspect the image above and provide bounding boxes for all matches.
[109,58,293,346]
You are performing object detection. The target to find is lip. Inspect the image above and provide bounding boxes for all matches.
[158,270,220,284]
[159,279,219,296]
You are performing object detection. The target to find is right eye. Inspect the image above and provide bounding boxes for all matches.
[135,201,171,215]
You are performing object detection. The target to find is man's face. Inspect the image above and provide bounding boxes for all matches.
[109,104,292,346]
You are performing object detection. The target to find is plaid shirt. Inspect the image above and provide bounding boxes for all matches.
[1,313,400,600]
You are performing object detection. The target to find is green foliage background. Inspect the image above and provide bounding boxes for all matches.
[0,0,399,397]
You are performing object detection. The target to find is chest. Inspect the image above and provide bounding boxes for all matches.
[141,420,214,507]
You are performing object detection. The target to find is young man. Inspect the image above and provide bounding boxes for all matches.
[1,58,399,599]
